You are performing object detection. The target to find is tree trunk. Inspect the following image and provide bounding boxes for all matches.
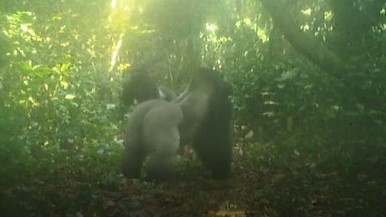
[258,0,347,78]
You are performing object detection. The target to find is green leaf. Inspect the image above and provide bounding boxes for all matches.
[65,94,76,100]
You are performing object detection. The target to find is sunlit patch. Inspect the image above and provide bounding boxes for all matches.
[107,0,132,30]
[205,23,218,33]
[111,0,117,9]
[301,8,312,16]
[324,11,333,21]
[64,94,76,100]
[301,24,310,31]
[243,18,252,26]
[110,33,123,71]
[256,28,268,43]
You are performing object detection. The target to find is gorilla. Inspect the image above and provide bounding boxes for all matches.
[122,99,183,179]
[121,68,176,107]
[121,68,232,179]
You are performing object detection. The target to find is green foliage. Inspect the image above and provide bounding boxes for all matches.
[0,0,385,215]
[0,0,122,191]
[0,106,30,188]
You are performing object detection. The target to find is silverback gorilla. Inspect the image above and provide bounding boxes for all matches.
[121,68,232,179]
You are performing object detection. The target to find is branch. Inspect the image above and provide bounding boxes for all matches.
[259,0,347,77]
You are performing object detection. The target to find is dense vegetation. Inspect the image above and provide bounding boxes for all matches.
[1,0,385,216]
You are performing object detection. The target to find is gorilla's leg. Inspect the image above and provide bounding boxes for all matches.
[146,143,179,179]
[142,101,182,179]
[122,99,182,179]
[193,126,232,179]
[122,143,146,179]
[193,104,232,179]
[121,101,152,178]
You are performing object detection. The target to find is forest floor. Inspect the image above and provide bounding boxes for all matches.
[4,142,386,217]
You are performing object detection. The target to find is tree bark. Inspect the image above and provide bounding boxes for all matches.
[258,0,347,77]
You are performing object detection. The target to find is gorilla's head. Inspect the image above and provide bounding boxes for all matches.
[121,68,160,106]
[191,68,231,94]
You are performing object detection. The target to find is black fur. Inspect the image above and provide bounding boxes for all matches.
[121,68,176,107]
[190,69,232,178]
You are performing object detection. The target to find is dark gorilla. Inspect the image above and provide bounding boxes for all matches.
[122,68,232,179]
[175,68,232,178]
[121,68,176,107]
